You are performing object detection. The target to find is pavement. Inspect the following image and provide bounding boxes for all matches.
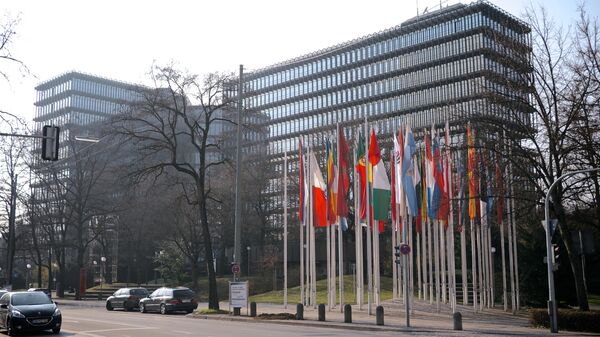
[54,297,595,336]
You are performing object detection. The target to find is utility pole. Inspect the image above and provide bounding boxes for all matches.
[544,168,600,333]
[234,65,244,276]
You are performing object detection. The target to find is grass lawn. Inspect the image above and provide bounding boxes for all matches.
[249,275,393,304]
[589,294,600,306]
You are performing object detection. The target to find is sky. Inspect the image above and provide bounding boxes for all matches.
[1,0,598,123]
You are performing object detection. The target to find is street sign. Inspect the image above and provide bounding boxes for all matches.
[542,219,558,237]
[231,263,240,274]
[229,281,248,308]
[400,244,411,255]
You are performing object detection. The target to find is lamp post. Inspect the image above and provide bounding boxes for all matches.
[26,264,32,289]
[544,168,600,333]
[100,257,106,299]
[246,246,251,276]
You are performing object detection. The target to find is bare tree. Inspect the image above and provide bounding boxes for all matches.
[112,64,233,309]
[0,117,29,287]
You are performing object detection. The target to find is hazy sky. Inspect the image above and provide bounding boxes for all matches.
[1,0,598,123]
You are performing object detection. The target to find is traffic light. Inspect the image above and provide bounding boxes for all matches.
[394,245,401,265]
[41,125,60,161]
[552,244,559,264]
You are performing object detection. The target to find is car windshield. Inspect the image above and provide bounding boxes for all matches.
[173,289,194,298]
[12,292,52,306]
[131,289,147,296]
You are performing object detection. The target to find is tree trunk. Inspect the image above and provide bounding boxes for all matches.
[191,255,199,291]
[198,184,219,310]
[6,179,17,286]
[555,198,589,311]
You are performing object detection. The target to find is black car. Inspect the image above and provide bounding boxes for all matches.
[139,287,197,314]
[0,291,61,335]
[106,288,148,311]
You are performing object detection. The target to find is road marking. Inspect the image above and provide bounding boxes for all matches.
[173,330,193,335]
[63,327,159,337]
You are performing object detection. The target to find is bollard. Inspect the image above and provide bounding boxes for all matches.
[376,305,384,326]
[296,303,304,320]
[453,312,463,331]
[250,302,257,317]
[233,307,241,316]
[318,304,326,321]
[344,304,352,323]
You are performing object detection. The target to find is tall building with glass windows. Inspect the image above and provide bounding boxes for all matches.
[242,1,531,209]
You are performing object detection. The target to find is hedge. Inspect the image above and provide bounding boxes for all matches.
[529,308,600,333]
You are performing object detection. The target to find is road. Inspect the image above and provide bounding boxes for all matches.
[3,306,430,337]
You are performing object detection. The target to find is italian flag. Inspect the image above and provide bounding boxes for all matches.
[368,131,391,221]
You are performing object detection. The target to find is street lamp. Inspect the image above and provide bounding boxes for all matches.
[246,246,251,276]
[544,168,600,333]
[26,264,32,289]
[100,257,106,299]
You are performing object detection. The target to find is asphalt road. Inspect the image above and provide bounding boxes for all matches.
[1,306,423,337]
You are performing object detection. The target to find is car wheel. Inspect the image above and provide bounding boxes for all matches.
[6,319,14,336]
[139,303,146,313]
[52,327,61,334]
[106,301,113,311]
[160,304,168,315]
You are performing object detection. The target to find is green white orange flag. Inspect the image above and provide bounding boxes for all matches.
[368,130,391,221]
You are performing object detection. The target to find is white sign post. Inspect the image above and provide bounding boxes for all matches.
[229,281,249,314]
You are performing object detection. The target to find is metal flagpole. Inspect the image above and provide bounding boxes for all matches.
[428,218,433,304]
[470,219,477,312]
[332,225,337,309]
[417,227,422,300]
[508,151,520,311]
[488,223,494,307]
[299,138,305,307]
[434,220,441,312]
[307,146,312,307]
[500,214,508,311]
[393,217,398,299]
[408,215,414,313]
[422,214,428,302]
[284,151,288,309]
[354,138,363,309]
[337,124,344,313]
[441,219,447,304]
[326,165,332,311]
[477,220,484,311]
[365,116,373,315]
[507,194,516,314]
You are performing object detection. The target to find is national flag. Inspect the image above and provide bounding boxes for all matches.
[390,150,397,226]
[355,132,367,220]
[369,130,391,223]
[467,124,477,220]
[337,128,350,222]
[310,151,327,227]
[415,150,423,233]
[299,138,305,225]
[326,139,337,225]
[403,125,418,217]
[495,153,504,225]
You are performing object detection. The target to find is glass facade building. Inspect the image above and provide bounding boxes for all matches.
[245,1,530,149]
[241,1,531,216]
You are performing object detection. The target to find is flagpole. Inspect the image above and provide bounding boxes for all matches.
[337,124,345,313]
[428,218,433,304]
[299,138,305,307]
[477,220,484,311]
[326,141,332,310]
[408,215,414,314]
[354,135,363,309]
[284,151,288,309]
[500,213,508,311]
[307,146,312,307]
[470,219,477,313]
[365,116,373,315]
[509,147,520,311]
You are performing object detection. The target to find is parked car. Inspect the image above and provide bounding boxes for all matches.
[0,291,61,335]
[139,287,197,314]
[27,288,52,299]
[106,288,148,311]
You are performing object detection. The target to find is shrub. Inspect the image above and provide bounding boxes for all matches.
[529,308,600,332]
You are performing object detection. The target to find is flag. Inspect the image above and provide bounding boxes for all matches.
[390,150,397,225]
[403,125,419,216]
[355,132,367,220]
[299,138,305,225]
[495,153,504,225]
[415,150,423,233]
[326,139,337,225]
[369,130,391,222]
[337,128,350,222]
[310,151,327,227]
[467,124,477,220]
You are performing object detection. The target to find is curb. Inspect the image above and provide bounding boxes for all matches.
[189,314,461,335]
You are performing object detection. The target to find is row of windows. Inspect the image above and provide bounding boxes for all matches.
[267,97,491,159]
[36,78,139,104]
[268,78,485,150]
[248,10,526,92]
[266,60,487,138]
[248,33,487,110]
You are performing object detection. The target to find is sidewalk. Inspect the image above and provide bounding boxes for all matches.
[191,299,594,336]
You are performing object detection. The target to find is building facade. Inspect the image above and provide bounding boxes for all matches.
[242,0,531,219]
